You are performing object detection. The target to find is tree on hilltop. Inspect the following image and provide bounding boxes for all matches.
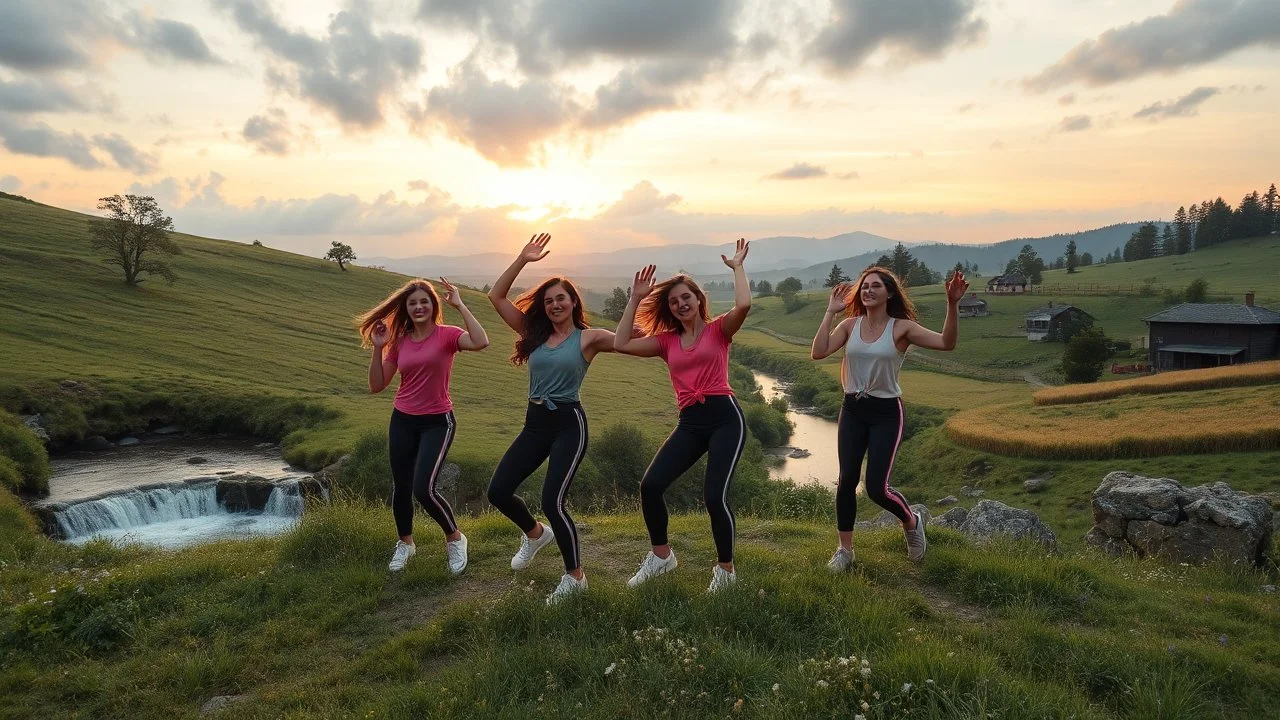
[324,241,356,271]
[603,287,629,321]
[823,263,850,288]
[88,194,180,286]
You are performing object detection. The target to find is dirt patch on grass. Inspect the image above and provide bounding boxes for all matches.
[918,583,989,623]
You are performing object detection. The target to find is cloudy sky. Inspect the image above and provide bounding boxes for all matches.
[1,0,1276,257]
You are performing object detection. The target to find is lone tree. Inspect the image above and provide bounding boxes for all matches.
[88,194,179,286]
[823,263,850,288]
[324,241,356,270]
[1065,240,1079,273]
[602,286,629,321]
[1062,327,1110,383]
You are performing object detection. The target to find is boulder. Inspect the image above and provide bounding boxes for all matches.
[934,507,968,529]
[1084,472,1273,567]
[936,495,959,506]
[83,435,112,451]
[200,695,248,715]
[215,474,325,511]
[954,500,1058,550]
[960,485,985,498]
[20,414,49,442]
[1023,474,1050,493]
[314,455,350,486]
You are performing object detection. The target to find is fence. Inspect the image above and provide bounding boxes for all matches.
[1013,283,1235,300]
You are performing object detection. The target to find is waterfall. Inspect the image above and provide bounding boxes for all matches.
[263,481,305,517]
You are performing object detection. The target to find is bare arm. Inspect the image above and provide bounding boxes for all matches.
[614,265,664,357]
[812,283,854,359]
[441,278,490,351]
[902,271,968,351]
[581,328,616,362]
[487,233,550,334]
[718,238,751,338]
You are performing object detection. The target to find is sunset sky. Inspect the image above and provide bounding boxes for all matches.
[1,0,1277,257]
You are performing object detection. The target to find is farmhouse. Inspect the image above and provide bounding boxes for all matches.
[986,274,1028,294]
[1144,292,1280,371]
[958,293,989,317]
[1024,303,1093,341]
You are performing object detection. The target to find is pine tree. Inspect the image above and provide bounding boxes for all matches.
[1065,240,1079,273]
[1173,206,1191,254]
[1014,244,1045,284]
[1230,191,1267,240]
[889,242,916,281]
[755,279,773,296]
[1264,183,1279,233]
[1080,252,1093,266]
[823,263,850,288]
[1160,224,1175,257]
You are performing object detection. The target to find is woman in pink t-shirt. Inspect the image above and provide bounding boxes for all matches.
[357,278,489,575]
[614,238,751,594]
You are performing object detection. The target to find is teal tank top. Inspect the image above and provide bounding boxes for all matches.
[528,328,590,409]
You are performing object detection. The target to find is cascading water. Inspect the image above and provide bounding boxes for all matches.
[53,481,306,548]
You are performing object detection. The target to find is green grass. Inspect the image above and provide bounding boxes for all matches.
[1,496,1276,719]
[0,195,679,472]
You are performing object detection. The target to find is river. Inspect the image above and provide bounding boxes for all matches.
[752,371,840,487]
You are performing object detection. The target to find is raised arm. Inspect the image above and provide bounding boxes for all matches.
[902,271,968,351]
[812,283,854,359]
[487,233,550,334]
[368,322,398,393]
[581,328,617,362]
[718,238,751,338]
[440,277,490,351]
[613,265,663,357]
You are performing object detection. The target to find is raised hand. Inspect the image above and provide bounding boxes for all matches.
[372,321,390,348]
[945,270,970,304]
[631,264,656,300]
[721,237,750,269]
[439,277,464,308]
[519,233,551,263]
[827,282,853,314]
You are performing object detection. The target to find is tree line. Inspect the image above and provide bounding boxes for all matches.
[1122,182,1277,262]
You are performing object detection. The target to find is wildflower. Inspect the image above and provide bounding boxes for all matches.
[1218,635,1228,646]
[902,682,913,692]
[733,699,744,713]
[816,680,829,689]
[855,715,866,720]
[758,589,766,598]
[926,679,935,684]
[947,651,955,658]
[605,663,616,676]
[861,700,870,712]
[772,683,780,694]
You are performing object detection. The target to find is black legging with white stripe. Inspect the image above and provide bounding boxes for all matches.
[388,408,459,538]
[836,393,912,531]
[640,394,746,564]
[487,402,588,573]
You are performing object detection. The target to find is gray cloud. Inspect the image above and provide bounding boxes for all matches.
[836,171,860,180]
[220,0,424,128]
[418,61,580,166]
[0,175,20,192]
[131,14,226,65]
[92,133,159,174]
[0,116,101,168]
[600,181,682,218]
[126,177,183,206]
[1133,86,1221,120]
[767,162,828,180]
[1025,0,1280,92]
[0,0,116,72]
[581,59,714,129]
[1058,93,1076,106]
[811,0,987,75]
[0,78,87,114]
[242,109,293,155]
[1055,115,1092,133]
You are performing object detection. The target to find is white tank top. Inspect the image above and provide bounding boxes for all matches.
[843,317,905,398]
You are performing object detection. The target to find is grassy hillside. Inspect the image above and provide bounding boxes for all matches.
[2,499,1277,719]
[0,195,679,472]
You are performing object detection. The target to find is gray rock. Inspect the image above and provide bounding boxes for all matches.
[934,507,968,529]
[187,456,209,464]
[1023,474,1050,493]
[117,437,140,447]
[936,495,959,506]
[83,435,112,451]
[1085,472,1273,567]
[153,424,185,435]
[20,414,49,442]
[960,485,985,498]
[314,455,350,486]
[963,458,994,478]
[200,695,248,715]
[1262,585,1277,594]
[957,500,1058,550]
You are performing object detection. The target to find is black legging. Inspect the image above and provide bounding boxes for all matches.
[388,409,459,538]
[640,395,746,564]
[487,402,588,573]
[836,394,912,531]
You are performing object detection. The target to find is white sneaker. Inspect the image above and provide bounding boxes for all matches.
[707,565,737,593]
[905,511,927,563]
[546,573,588,606]
[388,540,415,571]
[627,550,678,588]
[511,524,555,570]
[827,546,854,573]
[446,533,468,574]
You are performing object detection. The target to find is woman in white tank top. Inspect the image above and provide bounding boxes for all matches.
[810,265,970,569]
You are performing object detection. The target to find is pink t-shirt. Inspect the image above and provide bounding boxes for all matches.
[386,325,465,415]
[656,315,735,409]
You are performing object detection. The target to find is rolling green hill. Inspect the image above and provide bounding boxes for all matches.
[0,194,679,472]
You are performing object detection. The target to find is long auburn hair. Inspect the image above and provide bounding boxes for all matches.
[511,276,589,365]
[356,279,443,351]
[636,273,710,336]
[845,266,917,321]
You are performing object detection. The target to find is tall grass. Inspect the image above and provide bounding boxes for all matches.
[1034,360,1280,406]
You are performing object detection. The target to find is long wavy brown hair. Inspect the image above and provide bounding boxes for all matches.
[845,266,917,321]
[511,276,590,365]
[356,279,443,350]
[636,273,710,336]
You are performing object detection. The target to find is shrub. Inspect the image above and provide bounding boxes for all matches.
[586,422,653,498]
[1062,327,1110,383]
[0,409,49,495]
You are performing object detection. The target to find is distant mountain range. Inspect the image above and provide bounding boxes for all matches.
[365,224,1148,290]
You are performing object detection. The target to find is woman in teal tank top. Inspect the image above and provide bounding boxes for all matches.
[486,234,618,605]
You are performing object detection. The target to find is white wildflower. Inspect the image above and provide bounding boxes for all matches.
[605,663,616,676]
